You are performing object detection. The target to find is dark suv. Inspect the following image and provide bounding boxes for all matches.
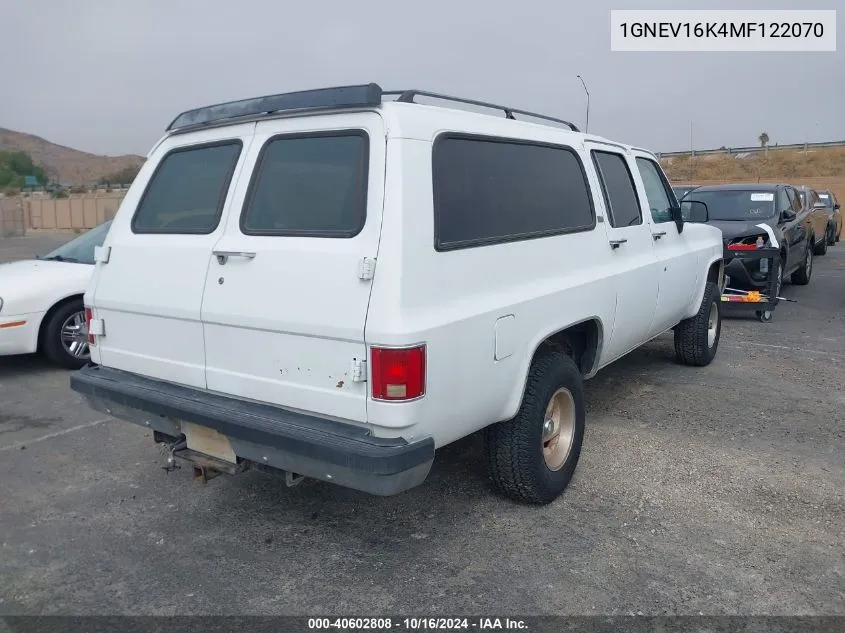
[683,183,815,296]
[816,189,841,244]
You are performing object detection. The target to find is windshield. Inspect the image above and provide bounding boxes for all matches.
[40,221,112,264]
[685,190,777,221]
[818,192,834,208]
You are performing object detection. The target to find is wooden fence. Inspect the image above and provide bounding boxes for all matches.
[24,194,126,230]
[0,198,26,237]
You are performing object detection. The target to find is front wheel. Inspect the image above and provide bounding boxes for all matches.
[41,299,90,369]
[674,281,721,367]
[484,350,585,505]
[827,225,836,246]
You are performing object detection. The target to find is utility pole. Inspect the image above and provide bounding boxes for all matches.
[690,120,694,159]
[576,75,590,133]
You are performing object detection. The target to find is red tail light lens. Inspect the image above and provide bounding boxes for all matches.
[85,307,95,345]
[371,345,426,401]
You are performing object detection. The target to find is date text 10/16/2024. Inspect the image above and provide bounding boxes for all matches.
[308,618,528,630]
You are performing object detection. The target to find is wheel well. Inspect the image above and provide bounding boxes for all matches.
[37,294,83,351]
[536,319,600,376]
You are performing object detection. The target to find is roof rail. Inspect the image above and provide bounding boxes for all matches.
[384,89,580,132]
[166,83,383,131]
[165,83,580,133]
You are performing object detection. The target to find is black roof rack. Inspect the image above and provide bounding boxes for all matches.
[166,83,580,133]
[166,83,382,131]
[383,89,579,132]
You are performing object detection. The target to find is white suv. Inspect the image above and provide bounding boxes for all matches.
[71,84,724,504]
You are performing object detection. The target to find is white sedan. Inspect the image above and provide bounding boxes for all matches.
[0,221,111,368]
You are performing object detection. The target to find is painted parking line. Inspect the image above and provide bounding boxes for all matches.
[0,417,112,452]
[724,341,845,359]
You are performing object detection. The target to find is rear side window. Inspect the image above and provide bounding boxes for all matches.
[132,141,242,234]
[432,135,595,250]
[592,151,642,228]
[241,131,369,237]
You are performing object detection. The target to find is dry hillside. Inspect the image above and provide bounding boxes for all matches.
[662,147,845,201]
[0,127,144,185]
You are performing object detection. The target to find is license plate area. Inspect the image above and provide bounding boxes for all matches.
[182,422,236,464]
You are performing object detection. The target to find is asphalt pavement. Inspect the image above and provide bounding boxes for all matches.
[1,232,843,616]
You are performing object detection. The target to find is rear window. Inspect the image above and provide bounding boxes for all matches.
[241,131,369,237]
[132,141,242,234]
[432,135,595,250]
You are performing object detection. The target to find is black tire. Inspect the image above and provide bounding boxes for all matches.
[826,224,836,246]
[813,232,827,256]
[791,241,813,285]
[41,299,90,369]
[756,310,773,323]
[484,350,585,505]
[674,281,721,367]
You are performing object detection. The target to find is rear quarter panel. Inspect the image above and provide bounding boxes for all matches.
[365,134,616,448]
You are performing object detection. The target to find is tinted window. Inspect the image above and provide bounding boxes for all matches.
[433,136,594,250]
[241,132,368,237]
[635,157,674,223]
[787,188,803,212]
[132,141,242,234]
[777,189,790,213]
[684,189,777,221]
[593,151,642,227]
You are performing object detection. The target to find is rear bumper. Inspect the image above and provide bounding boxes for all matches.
[70,364,435,496]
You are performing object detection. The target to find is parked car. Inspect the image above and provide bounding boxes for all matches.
[683,183,814,297]
[70,83,724,505]
[672,184,700,201]
[796,186,836,255]
[816,189,841,244]
[0,220,111,368]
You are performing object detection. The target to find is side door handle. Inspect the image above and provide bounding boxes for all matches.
[213,250,257,265]
[609,239,628,249]
[652,231,667,240]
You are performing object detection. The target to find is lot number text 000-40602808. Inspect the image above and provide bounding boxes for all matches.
[610,10,837,52]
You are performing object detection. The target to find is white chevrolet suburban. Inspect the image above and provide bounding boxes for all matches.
[70,84,724,504]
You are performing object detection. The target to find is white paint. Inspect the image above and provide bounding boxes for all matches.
[0,260,94,355]
[82,98,724,454]
[755,223,780,248]
[0,418,111,452]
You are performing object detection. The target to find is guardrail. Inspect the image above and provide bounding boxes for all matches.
[658,140,845,159]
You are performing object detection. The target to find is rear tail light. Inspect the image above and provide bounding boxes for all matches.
[371,345,426,401]
[84,307,95,345]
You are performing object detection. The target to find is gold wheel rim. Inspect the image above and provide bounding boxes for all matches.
[542,388,576,471]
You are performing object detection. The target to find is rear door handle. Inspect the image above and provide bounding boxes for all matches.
[652,231,667,240]
[213,250,257,264]
[609,239,628,249]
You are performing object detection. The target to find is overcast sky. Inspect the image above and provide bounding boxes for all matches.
[3,0,843,156]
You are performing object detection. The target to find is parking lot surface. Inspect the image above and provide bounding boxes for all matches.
[1,233,843,616]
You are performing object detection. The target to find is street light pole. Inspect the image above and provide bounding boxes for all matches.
[576,74,590,133]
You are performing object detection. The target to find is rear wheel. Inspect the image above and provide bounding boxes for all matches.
[484,350,585,505]
[42,299,90,369]
[674,281,721,367]
[791,241,813,285]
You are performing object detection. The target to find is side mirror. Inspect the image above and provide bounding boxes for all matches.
[835,204,841,211]
[669,206,684,233]
[681,200,708,223]
[781,209,797,222]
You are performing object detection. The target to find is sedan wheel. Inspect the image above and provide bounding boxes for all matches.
[42,299,91,369]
